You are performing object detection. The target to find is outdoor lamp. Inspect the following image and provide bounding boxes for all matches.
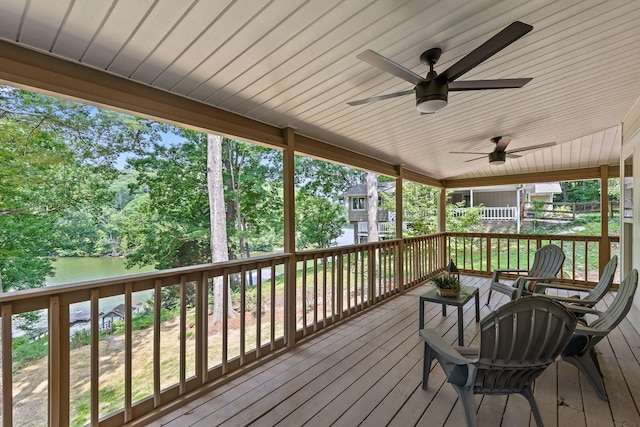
[445,258,460,281]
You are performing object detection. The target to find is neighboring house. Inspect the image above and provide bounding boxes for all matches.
[101,303,142,331]
[344,181,396,243]
[449,183,562,231]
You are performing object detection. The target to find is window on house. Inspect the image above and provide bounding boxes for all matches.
[351,197,366,210]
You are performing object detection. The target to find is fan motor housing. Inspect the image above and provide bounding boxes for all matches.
[415,79,448,112]
[489,151,506,164]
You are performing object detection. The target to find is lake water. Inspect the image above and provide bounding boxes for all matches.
[46,257,155,286]
[32,258,157,334]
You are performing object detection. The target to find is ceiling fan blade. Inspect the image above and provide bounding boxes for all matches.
[464,155,488,163]
[356,50,425,86]
[495,138,511,152]
[439,21,533,82]
[506,153,522,159]
[450,151,490,155]
[506,141,556,154]
[347,89,415,106]
[449,78,532,91]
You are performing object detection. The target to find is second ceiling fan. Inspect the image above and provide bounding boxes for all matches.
[451,136,556,166]
[348,21,533,113]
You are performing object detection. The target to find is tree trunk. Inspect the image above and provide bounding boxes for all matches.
[208,133,235,324]
[366,172,379,242]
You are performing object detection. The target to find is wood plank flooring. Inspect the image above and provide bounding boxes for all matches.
[137,276,640,427]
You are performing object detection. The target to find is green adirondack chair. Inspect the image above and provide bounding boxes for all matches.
[487,243,565,304]
[421,297,577,427]
[561,268,638,400]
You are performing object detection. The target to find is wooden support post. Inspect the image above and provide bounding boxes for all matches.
[49,295,70,427]
[283,127,297,348]
[395,167,404,291]
[600,165,610,274]
[438,189,447,269]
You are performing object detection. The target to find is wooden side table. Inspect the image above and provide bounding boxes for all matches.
[419,285,480,346]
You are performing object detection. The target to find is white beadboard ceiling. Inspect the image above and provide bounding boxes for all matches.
[0,0,636,181]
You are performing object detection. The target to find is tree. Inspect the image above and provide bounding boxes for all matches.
[295,191,347,249]
[381,183,483,235]
[208,133,235,323]
[0,86,161,291]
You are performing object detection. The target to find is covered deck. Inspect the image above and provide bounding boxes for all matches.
[143,276,640,427]
[1,2,640,426]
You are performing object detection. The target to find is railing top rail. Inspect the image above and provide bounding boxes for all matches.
[0,252,292,305]
[296,239,401,258]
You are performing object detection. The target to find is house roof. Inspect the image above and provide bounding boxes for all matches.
[0,1,635,181]
[343,181,396,197]
[533,182,562,194]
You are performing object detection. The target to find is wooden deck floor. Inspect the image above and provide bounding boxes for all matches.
[143,276,640,427]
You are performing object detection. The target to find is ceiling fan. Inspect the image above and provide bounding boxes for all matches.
[450,136,556,166]
[348,21,533,113]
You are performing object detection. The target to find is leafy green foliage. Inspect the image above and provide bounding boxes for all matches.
[381,183,483,235]
[431,274,461,290]
[295,190,347,249]
[0,87,161,292]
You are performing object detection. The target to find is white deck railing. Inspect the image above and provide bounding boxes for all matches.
[450,206,518,221]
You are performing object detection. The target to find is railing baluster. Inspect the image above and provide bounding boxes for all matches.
[313,256,318,331]
[301,258,307,335]
[270,264,276,350]
[322,254,327,327]
[256,267,262,355]
[2,303,12,427]
[90,289,99,426]
[179,276,187,394]
[124,282,133,421]
[222,269,229,374]
[153,279,161,407]
[239,266,246,366]
[198,271,208,384]
[345,252,350,314]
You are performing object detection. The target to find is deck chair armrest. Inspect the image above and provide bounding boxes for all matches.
[533,282,589,293]
[559,304,601,316]
[515,275,560,298]
[419,329,476,365]
[574,324,609,336]
[492,268,529,282]
[533,294,594,305]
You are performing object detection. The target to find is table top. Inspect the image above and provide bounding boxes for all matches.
[420,285,479,305]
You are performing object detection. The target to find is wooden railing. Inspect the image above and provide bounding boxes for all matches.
[445,232,620,284]
[0,231,614,425]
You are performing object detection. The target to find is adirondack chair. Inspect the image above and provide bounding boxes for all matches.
[561,269,638,400]
[487,244,565,305]
[531,255,617,307]
[421,297,577,427]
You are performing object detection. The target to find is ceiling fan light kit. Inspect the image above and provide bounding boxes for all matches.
[489,151,506,165]
[415,78,448,113]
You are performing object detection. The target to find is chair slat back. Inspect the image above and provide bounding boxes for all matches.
[583,255,618,303]
[589,269,638,337]
[475,297,577,393]
[528,244,565,278]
